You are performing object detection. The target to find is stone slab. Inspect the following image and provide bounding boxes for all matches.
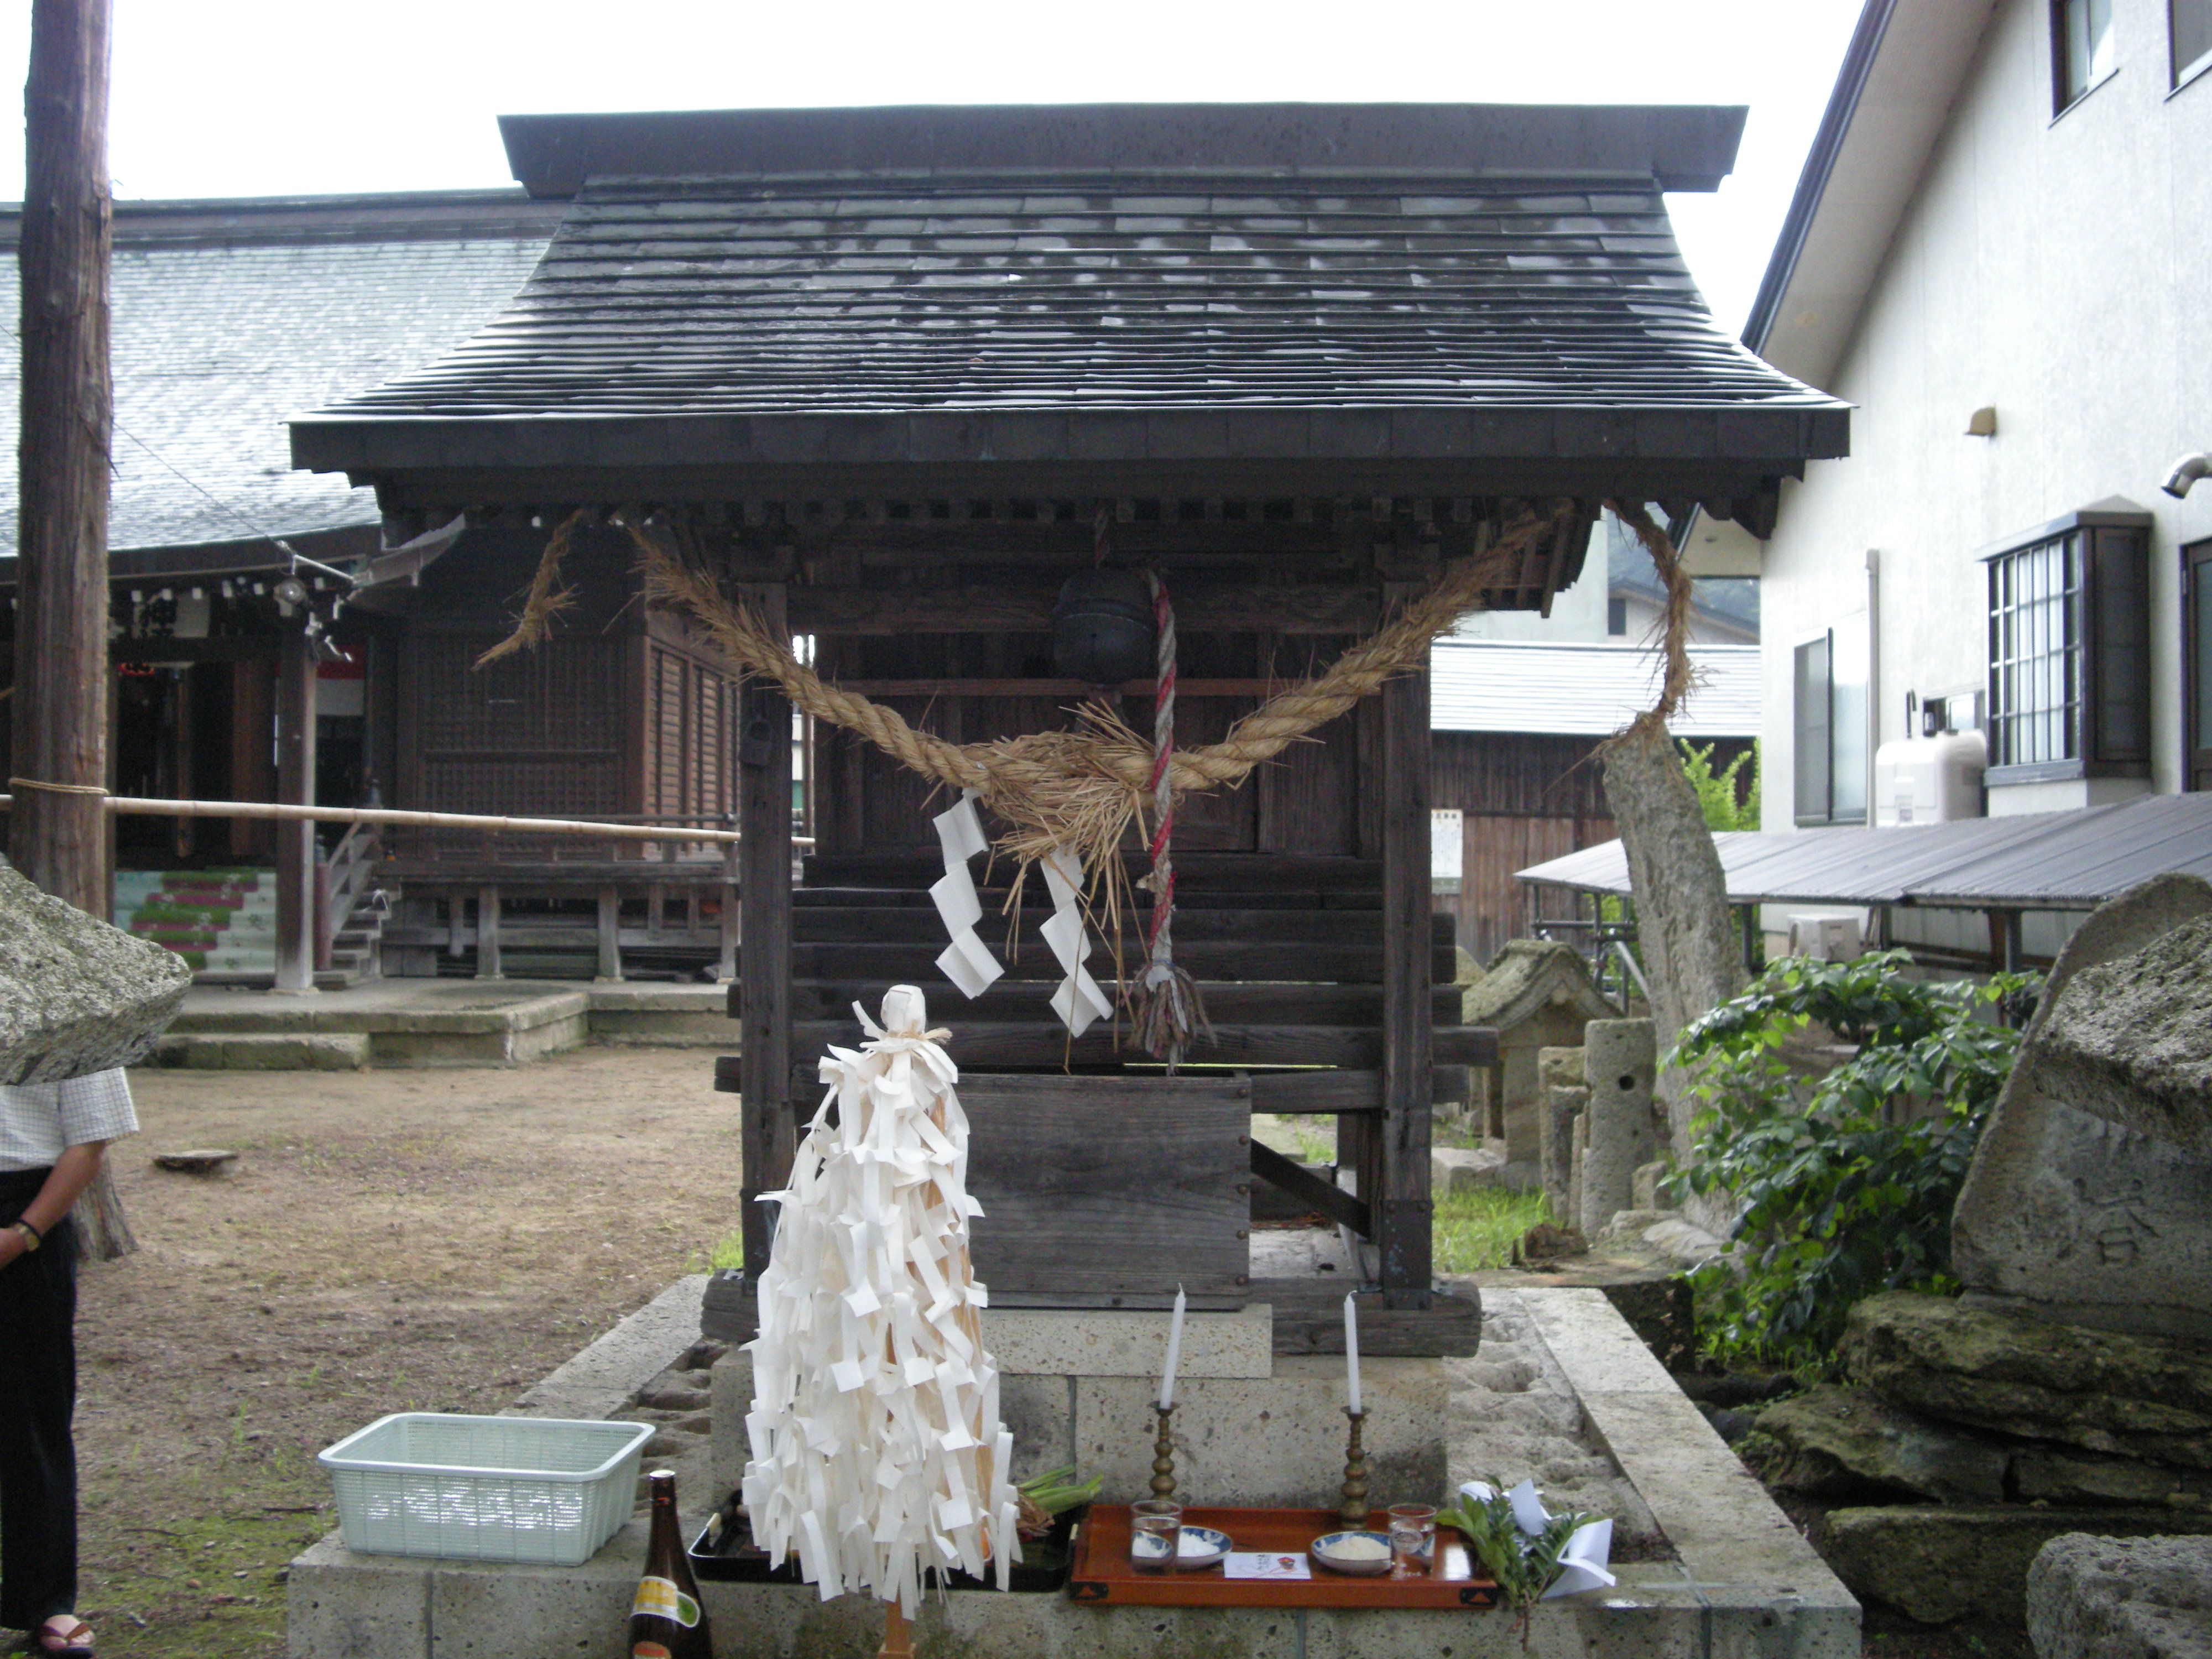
[1521,1288,1854,1599]
[1819,1505,2212,1627]
[507,1274,707,1422]
[2027,1533,2212,1659]
[1749,1384,2010,1504]
[1074,1355,1447,1509]
[1840,1291,2212,1469]
[983,1303,1273,1380]
[152,1031,370,1071]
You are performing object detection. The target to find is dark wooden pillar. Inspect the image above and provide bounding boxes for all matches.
[1378,655,1433,1307]
[8,0,112,915]
[274,625,317,993]
[737,583,793,1278]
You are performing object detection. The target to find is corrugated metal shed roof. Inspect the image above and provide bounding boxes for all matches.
[0,192,552,559]
[1431,640,1759,737]
[1516,792,2212,911]
[291,105,1848,479]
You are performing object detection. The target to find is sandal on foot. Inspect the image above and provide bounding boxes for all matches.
[36,1617,93,1658]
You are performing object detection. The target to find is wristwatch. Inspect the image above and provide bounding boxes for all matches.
[8,1219,39,1252]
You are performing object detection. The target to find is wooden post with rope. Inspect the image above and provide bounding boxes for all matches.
[11,0,134,1259]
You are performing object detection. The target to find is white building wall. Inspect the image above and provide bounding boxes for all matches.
[1760,0,2212,829]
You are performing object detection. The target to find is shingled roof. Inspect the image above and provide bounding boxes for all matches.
[0,191,555,568]
[291,105,1848,493]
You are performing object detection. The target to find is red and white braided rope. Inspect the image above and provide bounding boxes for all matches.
[1144,570,1176,978]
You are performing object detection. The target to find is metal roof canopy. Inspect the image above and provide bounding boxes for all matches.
[290,102,1848,507]
[1516,792,2212,911]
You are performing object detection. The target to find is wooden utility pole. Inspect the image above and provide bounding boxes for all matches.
[14,0,134,1259]
[12,0,112,904]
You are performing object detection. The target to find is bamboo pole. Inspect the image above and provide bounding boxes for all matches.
[0,792,819,848]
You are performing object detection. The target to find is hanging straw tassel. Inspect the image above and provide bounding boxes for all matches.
[1131,570,1210,1070]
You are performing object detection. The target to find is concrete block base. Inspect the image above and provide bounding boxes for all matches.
[290,1521,1854,1659]
[293,1287,1858,1659]
[587,984,743,1047]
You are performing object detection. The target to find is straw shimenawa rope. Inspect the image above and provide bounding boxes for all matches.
[1601,499,1700,743]
[614,503,1573,874]
[474,508,586,669]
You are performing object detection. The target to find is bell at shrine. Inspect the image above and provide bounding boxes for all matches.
[1050,567,1155,685]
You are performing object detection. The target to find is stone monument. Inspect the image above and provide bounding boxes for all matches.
[1,855,191,1083]
[1459,940,1616,1187]
[1951,873,2212,1342]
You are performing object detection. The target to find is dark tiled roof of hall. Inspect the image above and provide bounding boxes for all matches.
[321,170,1827,419]
[296,105,1844,467]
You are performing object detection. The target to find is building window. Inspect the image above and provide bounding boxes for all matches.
[2187,540,2212,791]
[1606,597,1627,637]
[2054,0,2118,110]
[2176,0,2212,85]
[1983,512,2151,782]
[1793,614,1867,826]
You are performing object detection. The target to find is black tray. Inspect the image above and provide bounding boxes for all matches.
[688,1494,1079,1594]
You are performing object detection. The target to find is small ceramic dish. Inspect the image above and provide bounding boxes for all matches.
[1129,1524,1234,1571]
[1308,1530,1395,1575]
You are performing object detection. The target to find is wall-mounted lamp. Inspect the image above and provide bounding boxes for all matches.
[1965,406,1998,437]
[2162,453,2212,499]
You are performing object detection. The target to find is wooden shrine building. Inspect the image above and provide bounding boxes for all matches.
[291,104,1846,1348]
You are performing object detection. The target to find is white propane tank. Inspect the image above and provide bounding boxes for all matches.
[1875,730,1987,826]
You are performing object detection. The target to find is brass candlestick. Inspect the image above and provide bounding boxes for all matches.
[1339,1407,1371,1530]
[1150,1403,1178,1503]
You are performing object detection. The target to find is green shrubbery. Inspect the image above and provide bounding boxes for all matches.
[1666,950,2039,1372]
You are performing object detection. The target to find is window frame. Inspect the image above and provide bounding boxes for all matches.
[2052,0,2120,114]
[2185,539,2212,791]
[2175,0,2212,89]
[1979,507,2153,786]
[1793,619,1869,828]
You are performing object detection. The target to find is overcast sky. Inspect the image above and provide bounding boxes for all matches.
[1,0,1860,337]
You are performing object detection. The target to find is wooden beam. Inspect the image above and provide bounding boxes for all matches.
[1249,1066,1473,1114]
[1378,632,1434,1307]
[273,626,317,993]
[7,0,113,916]
[789,582,1380,636]
[737,582,794,1281]
[1250,1139,1370,1235]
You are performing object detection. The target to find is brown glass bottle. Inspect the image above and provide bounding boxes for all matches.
[627,1469,712,1659]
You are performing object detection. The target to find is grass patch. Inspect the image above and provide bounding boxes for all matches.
[706,1230,744,1272]
[1433,1186,1554,1273]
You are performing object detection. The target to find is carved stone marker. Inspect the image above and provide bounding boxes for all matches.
[1952,874,2212,1342]
[1579,1019,1658,1238]
[0,855,191,1084]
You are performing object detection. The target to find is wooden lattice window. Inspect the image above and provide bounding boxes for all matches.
[1983,512,2150,783]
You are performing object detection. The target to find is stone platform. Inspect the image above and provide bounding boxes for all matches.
[289,1287,1857,1658]
[156,978,737,1067]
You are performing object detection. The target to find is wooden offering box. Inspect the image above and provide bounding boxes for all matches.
[1069,1506,1498,1610]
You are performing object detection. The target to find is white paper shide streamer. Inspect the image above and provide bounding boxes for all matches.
[930,791,1004,1000]
[741,985,1020,1613]
[1040,847,1113,1038]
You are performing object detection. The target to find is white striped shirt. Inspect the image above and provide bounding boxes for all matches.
[0,1068,140,1171]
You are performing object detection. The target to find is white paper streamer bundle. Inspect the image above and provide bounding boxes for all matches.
[741,985,1020,1614]
[1039,847,1113,1039]
[1458,1479,1616,1599]
[930,792,1004,1000]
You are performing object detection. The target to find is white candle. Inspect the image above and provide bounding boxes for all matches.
[1344,1292,1362,1415]
[1159,1285,1187,1411]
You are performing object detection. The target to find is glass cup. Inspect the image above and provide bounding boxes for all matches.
[1130,1499,1183,1573]
[1386,1504,1437,1576]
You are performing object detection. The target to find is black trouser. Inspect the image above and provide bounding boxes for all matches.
[0,1166,77,1634]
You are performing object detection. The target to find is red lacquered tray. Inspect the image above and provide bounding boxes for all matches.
[1068,1506,1498,1609]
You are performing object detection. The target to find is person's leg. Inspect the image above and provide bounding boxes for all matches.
[0,1207,79,1637]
